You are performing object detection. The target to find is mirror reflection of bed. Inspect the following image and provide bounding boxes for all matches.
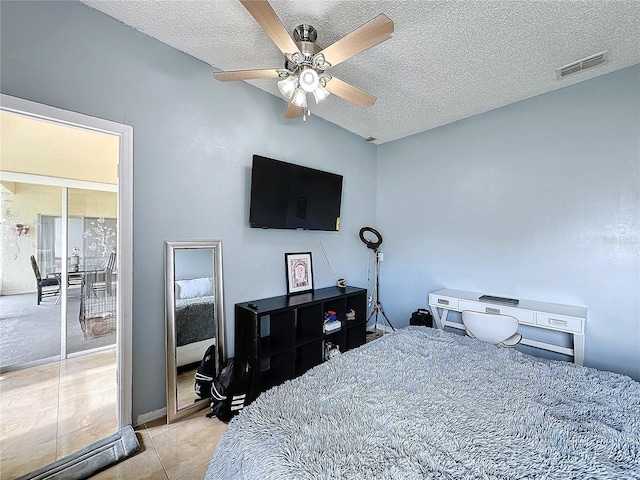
[174,270,215,370]
[165,241,225,423]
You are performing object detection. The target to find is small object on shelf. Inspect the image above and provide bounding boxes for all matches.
[324,310,337,323]
[247,302,259,310]
[346,308,356,321]
[324,342,341,360]
[324,321,341,333]
[324,310,340,332]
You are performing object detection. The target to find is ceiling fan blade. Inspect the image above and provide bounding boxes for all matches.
[285,102,302,118]
[240,0,300,55]
[319,14,393,68]
[325,77,376,108]
[214,69,281,81]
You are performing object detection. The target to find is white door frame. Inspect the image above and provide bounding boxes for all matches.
[1,93,133,427]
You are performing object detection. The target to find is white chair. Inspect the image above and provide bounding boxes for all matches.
[461,310,522,347]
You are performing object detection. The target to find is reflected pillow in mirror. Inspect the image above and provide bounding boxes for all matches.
[175,277,214,299]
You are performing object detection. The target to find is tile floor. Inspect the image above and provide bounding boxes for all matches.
[0,349,227,479]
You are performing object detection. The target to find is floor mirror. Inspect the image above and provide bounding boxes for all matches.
[164,240,225,423]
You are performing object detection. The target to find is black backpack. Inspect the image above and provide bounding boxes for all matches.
[194,344,217,399]
[207,357,251,422]
[410,308,433,327]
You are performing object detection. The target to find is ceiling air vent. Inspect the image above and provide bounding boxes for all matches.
[556,51,608,79]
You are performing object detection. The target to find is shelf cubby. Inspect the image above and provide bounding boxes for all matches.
[346,324,367,349]
[296,304,323,344]
[296,340,323,376]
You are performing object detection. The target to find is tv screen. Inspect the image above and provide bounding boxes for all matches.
[249,155,343,231]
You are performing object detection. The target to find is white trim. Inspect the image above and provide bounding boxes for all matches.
[117,120,134,428]
[135,407,167,427]
[66,344,115,358]
[61,187,69,358]
[368,323,394,334]
[1,94,134,428]
[0,171,117,192]
[1,97,129,136]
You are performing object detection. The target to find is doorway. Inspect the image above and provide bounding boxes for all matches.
[0,96,132,456]
[1,182,119,365]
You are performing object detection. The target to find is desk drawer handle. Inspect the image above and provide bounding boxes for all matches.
[548,318,567,327]
[486,307,500,314]
[437,299,449,305]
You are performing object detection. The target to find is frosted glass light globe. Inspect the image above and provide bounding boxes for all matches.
[299,68,319,93]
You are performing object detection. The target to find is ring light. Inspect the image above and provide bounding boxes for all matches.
[359,227,383,251]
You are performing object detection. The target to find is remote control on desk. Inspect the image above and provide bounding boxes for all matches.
[478,295,519,305]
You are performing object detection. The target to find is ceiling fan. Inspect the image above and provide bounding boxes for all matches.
[214,0,394,120]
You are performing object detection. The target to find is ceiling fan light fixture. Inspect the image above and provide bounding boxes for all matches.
[312,53,331,71]
[291,88,308,108]
[213,5,394,121]
[312,84,330,104]
[299,68,319,93]
[277,75,298,99]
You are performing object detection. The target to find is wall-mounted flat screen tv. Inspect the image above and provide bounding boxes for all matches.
[249,155,343,231]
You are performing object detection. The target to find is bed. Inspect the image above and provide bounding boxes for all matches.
[206,327,640,479]
[174,277,215,367]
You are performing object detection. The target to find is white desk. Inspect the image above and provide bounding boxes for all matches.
[428,289,586,365]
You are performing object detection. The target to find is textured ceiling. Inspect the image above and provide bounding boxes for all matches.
[80,0,640,144]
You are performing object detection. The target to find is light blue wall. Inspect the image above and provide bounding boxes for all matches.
[2,1,638,423]
[1,0,377,419]
[377,65,640,380]
[174,249,213,281]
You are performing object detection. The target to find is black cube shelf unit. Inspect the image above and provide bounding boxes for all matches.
[235,286,367,403]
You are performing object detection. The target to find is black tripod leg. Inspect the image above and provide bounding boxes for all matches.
[366,306,376,332]
[373,306,380,331]
[378,303,395,331]
[367,304,382,331]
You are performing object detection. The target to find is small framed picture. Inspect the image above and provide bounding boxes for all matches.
[285,252,313,295]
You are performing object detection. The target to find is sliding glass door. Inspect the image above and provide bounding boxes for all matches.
[38,188,118,357]
[66,188,117,355]
[0,182,117,369]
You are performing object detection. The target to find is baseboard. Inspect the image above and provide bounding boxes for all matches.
[1,288,34,296]
[366,323,394,334]
[66,344,115,358]
[135,407,166,427]
[1,355,61,374]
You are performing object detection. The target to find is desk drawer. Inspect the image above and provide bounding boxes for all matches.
[458,300,534,325]
[429,293,458,310]
[535,313,583,333]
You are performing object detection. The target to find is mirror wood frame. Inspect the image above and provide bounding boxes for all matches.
[164,240,226,424]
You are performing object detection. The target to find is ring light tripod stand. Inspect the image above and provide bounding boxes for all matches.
[359,227,395,333]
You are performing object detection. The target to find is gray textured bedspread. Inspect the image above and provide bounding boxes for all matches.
[175,296,214,346]
[206,327,640,479]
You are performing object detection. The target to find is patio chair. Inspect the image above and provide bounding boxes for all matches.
[105,251,117,296]
[85,251,117,298]
[30,255,61,305]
